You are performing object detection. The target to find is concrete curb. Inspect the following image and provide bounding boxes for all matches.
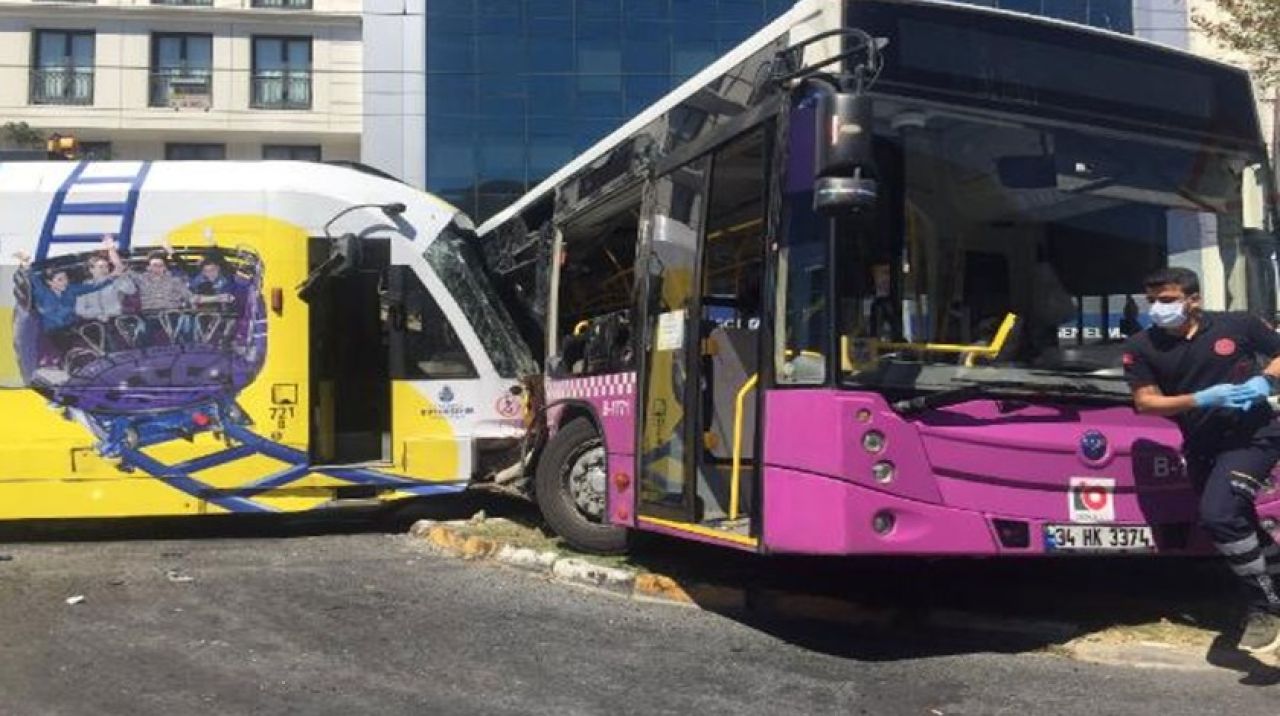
[1063,640,1216,671]
[406,519,1238,670]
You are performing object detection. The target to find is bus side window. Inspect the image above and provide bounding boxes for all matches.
[388,265,478,380]
[553,185,642,377]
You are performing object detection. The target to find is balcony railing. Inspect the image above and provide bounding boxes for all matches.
[151,0,214,6]
[250,72,312,110]
[150,70,213,108]
[251,0,313,8]
[30,68,93,106]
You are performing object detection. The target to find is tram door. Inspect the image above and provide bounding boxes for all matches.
[306,237,391,464]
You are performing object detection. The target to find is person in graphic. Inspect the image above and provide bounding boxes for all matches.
[75,235,137,324]
[189,257,242,310]
[125,247,193,345]
[1123,266,1280,654]
[14,239,117,367]
[131,249,192,312]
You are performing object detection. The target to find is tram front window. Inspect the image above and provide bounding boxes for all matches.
[832,107,1274,398]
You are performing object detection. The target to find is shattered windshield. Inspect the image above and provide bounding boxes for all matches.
[425,226,538,379]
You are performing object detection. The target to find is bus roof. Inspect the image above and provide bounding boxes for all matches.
[477,0,1257,238]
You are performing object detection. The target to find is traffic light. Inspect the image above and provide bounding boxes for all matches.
[46,133,79,160]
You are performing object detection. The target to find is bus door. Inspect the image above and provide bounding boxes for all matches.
[637,125,770,540]
[306,236,391,465]
[637,158,709,524]
[695,127,769,534]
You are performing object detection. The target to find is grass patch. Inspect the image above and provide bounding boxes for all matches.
[433,517,648,572]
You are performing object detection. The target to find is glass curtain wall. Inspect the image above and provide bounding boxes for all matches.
[424,0,793,222]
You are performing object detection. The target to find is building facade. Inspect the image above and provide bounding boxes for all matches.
[1184,0,1277,168]
[0,0,362,161]
[364,0,1139,222]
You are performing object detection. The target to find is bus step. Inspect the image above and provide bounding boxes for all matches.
[703,516,751,535]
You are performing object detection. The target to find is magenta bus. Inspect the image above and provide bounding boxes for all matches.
[475,0,1280,556]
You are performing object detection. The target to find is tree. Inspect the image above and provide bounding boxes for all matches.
[0,122,43,150]
[1193,0,1280,88]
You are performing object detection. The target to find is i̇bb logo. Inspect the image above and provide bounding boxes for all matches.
[1215,338,1237,357]
[1069,477,1115,523]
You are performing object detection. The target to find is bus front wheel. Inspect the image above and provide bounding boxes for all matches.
[535,418,628,555]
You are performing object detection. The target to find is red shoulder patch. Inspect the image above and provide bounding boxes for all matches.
[1214,338,1237,356]
[1122,352,1135,367]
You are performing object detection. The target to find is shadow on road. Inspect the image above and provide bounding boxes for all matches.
[0,493,1265,673]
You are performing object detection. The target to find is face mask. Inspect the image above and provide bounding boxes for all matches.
[1149,300,1188,329]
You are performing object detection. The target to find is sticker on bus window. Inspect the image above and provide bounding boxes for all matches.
[1068,477,1115,523]
[656,310,685,351]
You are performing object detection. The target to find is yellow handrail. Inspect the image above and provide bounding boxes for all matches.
[729,373,759,521]
[871,312,1018,355]
[843,312,1019,370]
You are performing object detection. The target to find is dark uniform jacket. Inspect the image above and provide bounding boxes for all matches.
[1123,311,1280,455]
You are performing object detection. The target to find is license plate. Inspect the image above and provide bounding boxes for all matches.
[1044,524,1155,552]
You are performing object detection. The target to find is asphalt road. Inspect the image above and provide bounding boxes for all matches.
[0,526,1277,716]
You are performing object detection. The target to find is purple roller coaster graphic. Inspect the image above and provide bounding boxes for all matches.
[6,161,463,513]
[13,243,268,458]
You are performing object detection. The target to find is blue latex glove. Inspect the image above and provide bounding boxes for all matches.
[1225,376,1274,410]
[1243,376,1272,400]
[1193,383,1238,409]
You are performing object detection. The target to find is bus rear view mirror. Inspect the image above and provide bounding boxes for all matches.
[813,91,878,214]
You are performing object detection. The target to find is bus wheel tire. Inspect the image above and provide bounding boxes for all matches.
[535,418,628,555]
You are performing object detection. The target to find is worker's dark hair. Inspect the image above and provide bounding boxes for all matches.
[1143,266,1199,296]
[147,250,168,264]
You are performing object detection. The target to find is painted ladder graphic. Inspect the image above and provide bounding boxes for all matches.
[117,423,465,514]
[36,160,152,262]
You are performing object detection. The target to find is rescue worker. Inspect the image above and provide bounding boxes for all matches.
[1123,266,1280,653]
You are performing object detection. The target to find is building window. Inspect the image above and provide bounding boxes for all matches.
[262,144,321,161]
[251,36,312,109]
[252,0,314,8]
[30,30,94,106]
[80,141,112,160]
[165,143,226,160]
[150,33,213,109]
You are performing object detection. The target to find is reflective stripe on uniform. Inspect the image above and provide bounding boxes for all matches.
[1233,556,1269,576]
[1218,534,1261,556]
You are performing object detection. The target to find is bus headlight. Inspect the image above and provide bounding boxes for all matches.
[871,461,895,483]
[872,511,895,535]
[862,430,886,454]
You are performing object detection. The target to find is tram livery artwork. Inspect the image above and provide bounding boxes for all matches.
[12,239,267,457]
[0,159,537,522]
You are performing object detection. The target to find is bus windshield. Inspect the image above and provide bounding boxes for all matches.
[831,110,1275,399]
[768,1,1278,401]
